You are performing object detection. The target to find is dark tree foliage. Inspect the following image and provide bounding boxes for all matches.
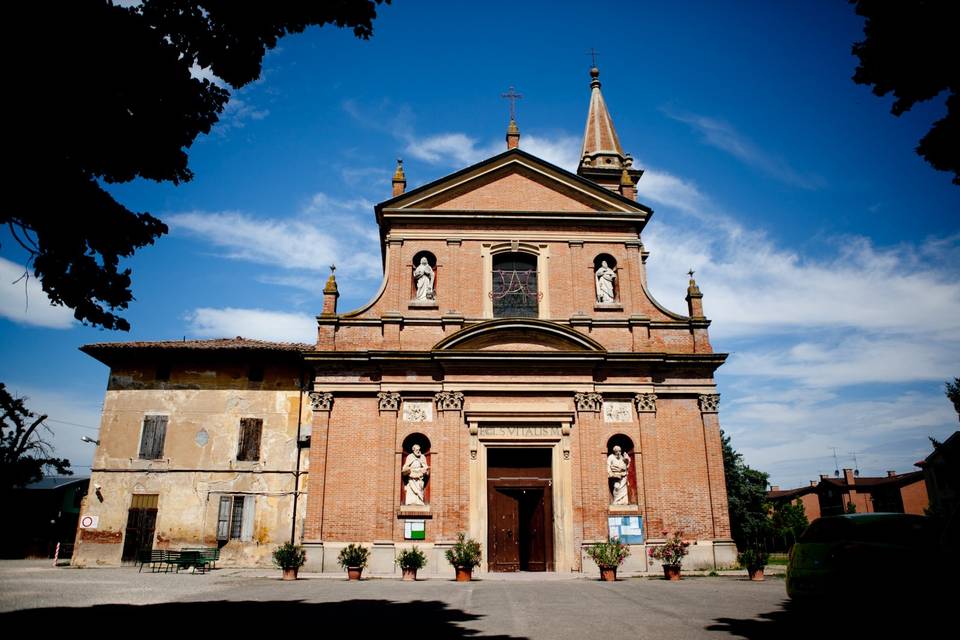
[850,1,960,185]
[3,1,387,330]
[946,378,960,420]
[1,383,71,494]
[770,498,808,543]
[721,430,772,549]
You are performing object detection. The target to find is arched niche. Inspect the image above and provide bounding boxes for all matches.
[401,433,431,506]
[411,251,437,302]
[606,434,638,506]
[593,253,619,304]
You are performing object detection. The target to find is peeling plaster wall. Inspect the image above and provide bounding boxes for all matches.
[73,363,311,567]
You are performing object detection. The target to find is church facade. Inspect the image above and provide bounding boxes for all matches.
[74,68,734,573]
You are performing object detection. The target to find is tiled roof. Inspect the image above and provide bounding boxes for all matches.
[82,337,312,352]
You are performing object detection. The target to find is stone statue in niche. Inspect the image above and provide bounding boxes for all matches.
[595,261,616,303]
[607,445,631,505]
[401,444,430,505]
[414,257,435,300]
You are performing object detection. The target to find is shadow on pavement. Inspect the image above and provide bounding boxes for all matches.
[707,590,950,638]
[0,599,529,639]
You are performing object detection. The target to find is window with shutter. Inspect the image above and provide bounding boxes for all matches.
[216,495,253,541]
[138,415,168,460]
[237,418,262,461]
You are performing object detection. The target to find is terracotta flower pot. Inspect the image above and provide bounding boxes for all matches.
[282,568,298,581]
[748,566,765,581]
[455,566,473,582]
[663,564,682,581]
[600,566,617,582]
[347,566,363,581]
[402,568,418,581]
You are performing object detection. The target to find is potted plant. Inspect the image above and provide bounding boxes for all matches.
[396,546,428,581]
[648,530,690,580]
[586,538,631,581]
[445,533,482,581]
[737,548,769,581]
[272,542,307,581]
[337,543,369,580]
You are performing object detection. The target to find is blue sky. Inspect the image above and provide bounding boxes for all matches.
[2,0,958,488]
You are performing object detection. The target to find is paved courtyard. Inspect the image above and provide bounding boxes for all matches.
[0,561,933,638]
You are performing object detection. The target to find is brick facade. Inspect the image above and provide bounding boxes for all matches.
[74,69,735,572]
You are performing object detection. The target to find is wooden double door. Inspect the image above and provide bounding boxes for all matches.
[487,448,554,572]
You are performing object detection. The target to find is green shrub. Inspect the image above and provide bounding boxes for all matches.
[445,533,482,569]
[736,548,769,569]
[395,546,428,571]
[586,538,631,568]
[272,542,307,570]
[337,543,369,569]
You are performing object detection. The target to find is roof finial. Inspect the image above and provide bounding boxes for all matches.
[502,85,523,150]
[688,269,695,280]
[392,158,406,196]
[587,48,601,87]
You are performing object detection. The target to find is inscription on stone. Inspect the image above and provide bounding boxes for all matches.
[478,426,558,437]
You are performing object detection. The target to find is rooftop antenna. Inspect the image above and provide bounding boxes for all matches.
[831,448,841,477]
[849,451,861,476]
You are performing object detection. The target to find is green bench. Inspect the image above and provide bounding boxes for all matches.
[137,547,220,574]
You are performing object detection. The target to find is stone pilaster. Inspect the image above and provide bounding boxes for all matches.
[698,394,730,538]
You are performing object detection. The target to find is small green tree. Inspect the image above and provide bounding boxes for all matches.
[846,501,858,514]
[0,383,71,494]
[770,498,808,548]
[721,430,772,549]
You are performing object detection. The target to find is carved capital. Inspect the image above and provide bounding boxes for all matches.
[698,393,720,413]
[634,393,657,413]
[435,390,464,411]
[309,391,333,412]
[574,391,603,412]
[377,391,401,411]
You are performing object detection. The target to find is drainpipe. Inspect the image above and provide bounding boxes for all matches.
[290,365,305,544]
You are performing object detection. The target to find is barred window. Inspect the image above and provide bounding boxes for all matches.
[492,252,539,318]
[237,418,262,461]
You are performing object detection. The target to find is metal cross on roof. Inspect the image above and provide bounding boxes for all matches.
[501,85,523,122]
[688,269,695,278]
[587,47,599,68]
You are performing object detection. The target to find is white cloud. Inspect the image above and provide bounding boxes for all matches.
[637,165,959,486]
[168,207,381,280]
[189,64,225,88]
[0,257,75,329]
[726,335,958,387]
[215,97,269,134]
[343,98,583,172]
[723,388,954,488]
[186,307,316,343]
[521,134,581,172]
[663,108,825,189]
[641,170,960,343]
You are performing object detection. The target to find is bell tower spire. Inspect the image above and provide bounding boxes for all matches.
[576,64,643,190]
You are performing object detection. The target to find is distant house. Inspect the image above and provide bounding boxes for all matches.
[2,476,89,559]
[916,431,959,544]
[768,468,928,521]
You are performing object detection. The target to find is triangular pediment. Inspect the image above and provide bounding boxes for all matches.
[433,319,606,352]
[379,149,649,214]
